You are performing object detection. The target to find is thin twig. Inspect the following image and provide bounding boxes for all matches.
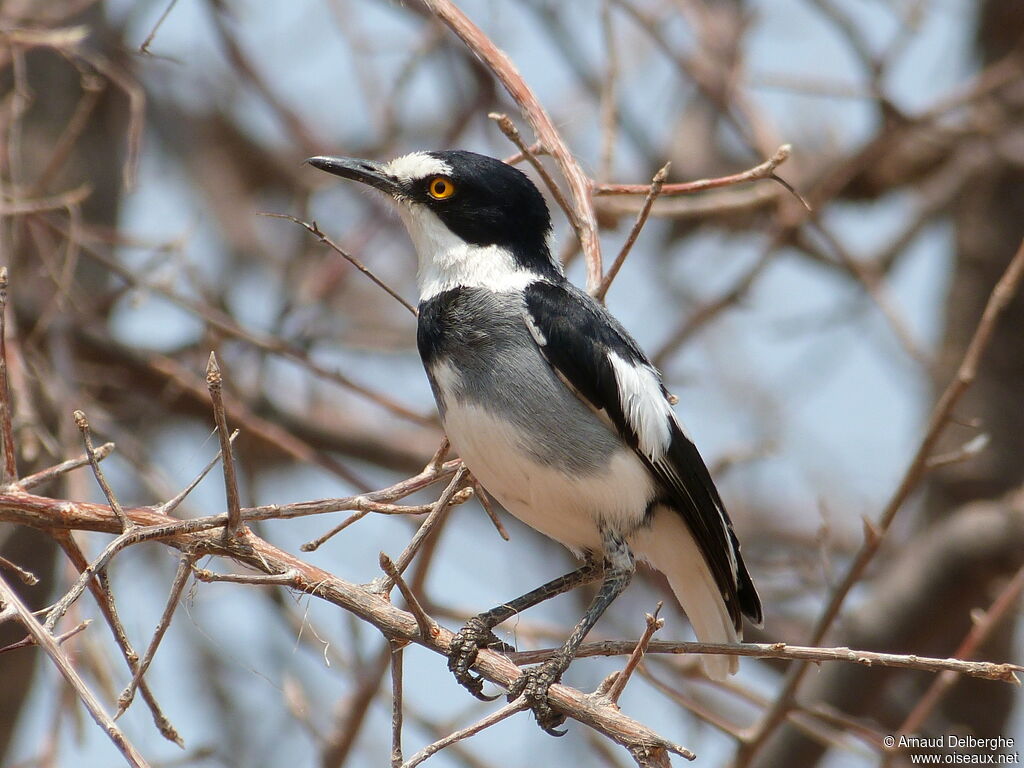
[207,353,243,540]
[925,433,989,469]
[489,113,580,237]
[156,429,239,516]
[508,639,1021,683]
[261,213,417,316]
[0,267,17,483]
[301,488,474,552]
[379,552,437,642]
[594,163,670,302]
[116,552,196,717]
[301,511,370,552]
[377,464,468,594]
[138,0,180,54]
[898,562,1024,735]
[74,409,132,531]
[0,619,90,654]
[55,533,183,746]
[400,699,530,768]
[604,603,664,705]
[0,554,37,585]
[593,144,801,205]
[192,567,301,585]
[0,575,151,768]
[427,437,450,473]
[10,442,115,492]
[502,140,546,166]
[390,640,405,768]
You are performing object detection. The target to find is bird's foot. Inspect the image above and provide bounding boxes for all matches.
[447,616,513,701]
[508,657,569,736]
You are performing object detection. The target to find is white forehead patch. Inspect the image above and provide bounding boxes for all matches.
[384,152,452,182]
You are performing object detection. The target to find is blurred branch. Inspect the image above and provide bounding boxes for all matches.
[419,0,604,291]
[0,574,150,768]
[739,237,1024,764]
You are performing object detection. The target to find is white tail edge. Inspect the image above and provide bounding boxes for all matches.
[631,505,739,681]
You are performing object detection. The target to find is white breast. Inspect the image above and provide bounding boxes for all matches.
[439,395,654,554]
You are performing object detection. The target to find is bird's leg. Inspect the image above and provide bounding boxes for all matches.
[448,557,602,701]
[508,531,635,735]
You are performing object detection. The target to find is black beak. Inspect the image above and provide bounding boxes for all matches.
[306,156,404,197]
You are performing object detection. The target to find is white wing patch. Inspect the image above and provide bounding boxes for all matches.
[384,152,452,182]
[524,310,547,346]
[608,352,673,461]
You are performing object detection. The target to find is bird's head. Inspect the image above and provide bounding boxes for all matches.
[307,150,561,300]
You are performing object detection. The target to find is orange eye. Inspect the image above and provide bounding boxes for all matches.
[427,177,456,200]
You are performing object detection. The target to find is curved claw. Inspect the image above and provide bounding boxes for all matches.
[507,660,568,735]
[447,617,509,701]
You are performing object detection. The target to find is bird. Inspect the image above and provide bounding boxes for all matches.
[307,149,762,733]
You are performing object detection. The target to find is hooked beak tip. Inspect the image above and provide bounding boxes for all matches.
[306,155,402,197]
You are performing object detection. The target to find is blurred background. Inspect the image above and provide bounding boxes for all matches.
[0,0,1021,766]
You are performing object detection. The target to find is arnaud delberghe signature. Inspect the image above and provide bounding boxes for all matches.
[897,734,1016,751]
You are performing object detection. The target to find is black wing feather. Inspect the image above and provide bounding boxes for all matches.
[524,280,762,628]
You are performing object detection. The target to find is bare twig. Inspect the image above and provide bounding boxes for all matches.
[0,267,17,483]
[899,562,1024,734]
[509,639,1022,683]
[74,409,132,531]
[301,511,369,552]
[489,113,580,238]
[302,487,474,552]
[156,429,238,516]
[10,441,115,492]
[138,0,181,55]
[0,575,151,768]
[261,213,417,316]
[925,433,990,469]
[0,554,37,585]
[377,464,468,593]
[206,353,243,539]
[0,619,89,654]
[604,604,664,705]
[593,144,799,203]
[55,533,183,746]
[192,567,301,585]
[400,699,530,768]
[391,640,405,768]
[594,163,670,302]
[380,552,437,643]
[116,552,196,717]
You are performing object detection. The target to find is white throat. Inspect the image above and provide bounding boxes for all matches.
[398,204,542,301]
